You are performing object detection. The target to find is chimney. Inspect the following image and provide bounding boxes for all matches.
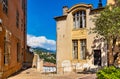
[63,6,68,15]
[98,0,103,8]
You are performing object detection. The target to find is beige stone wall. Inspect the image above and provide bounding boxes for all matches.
[87,12,108,67]
[87,11,108,67]
[86,9,98,66]
[56,4,94,74]
[56,19,71,73]
[107,0,115,5]
[56,0,120,74]
[55,3,109,74]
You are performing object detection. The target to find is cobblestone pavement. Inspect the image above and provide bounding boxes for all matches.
[7,68,97,79]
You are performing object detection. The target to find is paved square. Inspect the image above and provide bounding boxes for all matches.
[7,68,96,79]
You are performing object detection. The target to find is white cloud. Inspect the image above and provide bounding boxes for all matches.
[27,34,56,51]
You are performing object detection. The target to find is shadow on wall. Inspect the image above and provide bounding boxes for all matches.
[90,36,108,67]
[23,46,34,69]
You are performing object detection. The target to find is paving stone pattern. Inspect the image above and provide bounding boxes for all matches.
[7,68,97,79]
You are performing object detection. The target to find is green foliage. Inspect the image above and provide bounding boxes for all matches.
[93,5,120,40]
[97,66,120,79]
[44,57,56,64]
[34,48,56,64]
[92,0,120,65]
[92,0,120,42]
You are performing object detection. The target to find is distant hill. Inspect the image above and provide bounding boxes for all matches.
[32,47,56,64]
[32,47,56,54]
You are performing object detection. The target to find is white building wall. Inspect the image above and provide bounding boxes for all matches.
[43,67,56,73]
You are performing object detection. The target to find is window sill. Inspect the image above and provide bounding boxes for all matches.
[4,64,9,66]
[71,59,87,63]
[78,59,87,62]
[72,28,86,31]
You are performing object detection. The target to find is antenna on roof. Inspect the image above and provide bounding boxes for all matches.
[98,0,103,8]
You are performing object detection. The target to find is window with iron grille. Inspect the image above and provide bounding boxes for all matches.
[2,0,8,14]
[16,10,19,28]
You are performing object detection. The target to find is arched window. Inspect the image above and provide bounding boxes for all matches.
[73,10,86,29]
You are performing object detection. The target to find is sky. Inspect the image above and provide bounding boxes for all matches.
[27,0,107,51]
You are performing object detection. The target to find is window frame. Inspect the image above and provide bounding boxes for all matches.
[72,40,78,59]
[73,10,86,29]
[17,42,21,62]
[80,39,86,60]
[4,30,11,65]
[16,10,19,28]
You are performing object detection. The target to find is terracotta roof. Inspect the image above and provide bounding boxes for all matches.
[43,62,56,67]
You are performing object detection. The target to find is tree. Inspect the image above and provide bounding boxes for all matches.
[92,0,120,66]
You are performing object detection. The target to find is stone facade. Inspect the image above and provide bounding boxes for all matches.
[55,0,120,74]
[107,0,115,5]
[32,54,43,72]
[54,3,108,74]
[23,46,34,68]
[0,0,27,78]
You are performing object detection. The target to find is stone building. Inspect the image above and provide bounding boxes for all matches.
[54,0,116,74]
[0,0,27,78]
[23,46,34,68]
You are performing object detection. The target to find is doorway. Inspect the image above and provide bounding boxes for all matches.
[94,50,101,66]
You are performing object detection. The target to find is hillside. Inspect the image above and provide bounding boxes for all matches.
[32,47,56,64]
[33,47,56,54]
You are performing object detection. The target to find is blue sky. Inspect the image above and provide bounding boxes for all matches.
[27,0,106,50]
